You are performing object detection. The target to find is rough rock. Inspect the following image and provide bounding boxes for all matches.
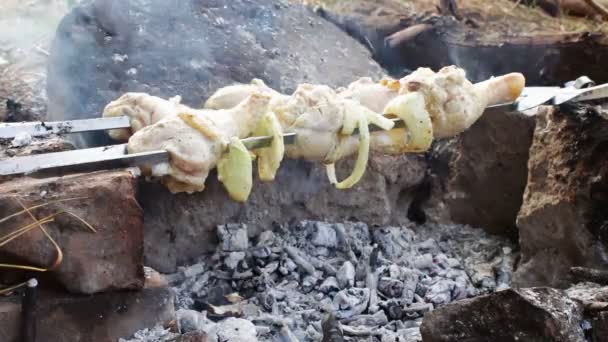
[420,287,585,342]
[515,105,608,288]
[1,287,175,342]
[422,108,536,237]
[46,0,384,148]
[142,154,426,273]
[0,169,144,294]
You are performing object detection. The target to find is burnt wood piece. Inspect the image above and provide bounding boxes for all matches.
[316,1,608,85]
[570,267,608,285]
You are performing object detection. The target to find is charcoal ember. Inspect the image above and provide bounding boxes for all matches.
[257,290,283,312]
[378,277,404,298]
[311,222,338,248]
[415,281,428,298]
[337,261,356,289]
[403,303,433,319]
[433,253,450,269]
[416,239,441,255]
[373,227,415,261]
[224,252,246,270]
[401,272,418,305]
[256,231,276,247]
[284,246,316,276]
[218,224,249,252]
[312,259,338,277]
[165,220,515,341]
[319,277,340,294]
[450,279,469,301]
[413,254,434,270]
[314,247,331,257]
[385,265,402,279]
[382,299,404,321]
[279,257,297,275]
[251,247,272,261]
[333,288,371,319]
[302,275,318,293]
[496,247,514,290]
[306,324,323,341]
[398,328,423,341]
[320,311,344,342]
[424,280,456,306]
[379,326,423,342]
[469,262,498,291]
[206,318,258,342]
[176,309,208,333]
[334,222,371,258]
[206,284,234,306]
[190,273,210,297]
[343,311,389,327]
[261,261,280,274]
[447,258,461,269]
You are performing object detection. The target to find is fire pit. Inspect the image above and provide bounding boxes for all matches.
[3,1,608,342]
[125,220,514,341]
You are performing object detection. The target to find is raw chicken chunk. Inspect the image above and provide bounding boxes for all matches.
[103,93,186,141]
[395,66,524,138]
[127,93,271,193]
[103,65,524,198]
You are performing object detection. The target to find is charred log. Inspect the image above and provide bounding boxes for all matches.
[315,0,608,85]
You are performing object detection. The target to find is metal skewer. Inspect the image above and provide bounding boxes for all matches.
[0,117,406,176]
[3,76,608,177]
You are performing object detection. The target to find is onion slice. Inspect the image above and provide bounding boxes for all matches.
[217,137,254,202]
[363,107,395,131]
[382,92,433,152]
[252,112,285,182]
[334,112,370,189]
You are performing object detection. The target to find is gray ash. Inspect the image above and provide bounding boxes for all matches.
[160,220,515,342]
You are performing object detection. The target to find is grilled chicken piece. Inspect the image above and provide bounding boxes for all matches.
[337,77,399,113]
[341,66,525,139]
[105,66,524,197]
[204,78,289,110]
[103,93,186,141]
[126,93,271,193]
[396,66,524,138]
[280,84,359,162]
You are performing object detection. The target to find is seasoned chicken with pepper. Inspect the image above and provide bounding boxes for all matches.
[102,66,525,201]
